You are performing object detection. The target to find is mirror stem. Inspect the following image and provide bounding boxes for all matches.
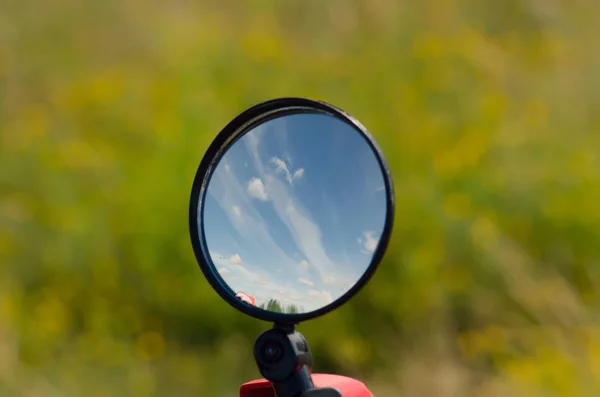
[253,324,315,397]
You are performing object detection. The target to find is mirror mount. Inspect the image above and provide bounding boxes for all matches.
[254,324,316,397]
[254,324,342,397]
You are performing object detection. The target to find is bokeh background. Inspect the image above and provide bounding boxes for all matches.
[2,0,600,396]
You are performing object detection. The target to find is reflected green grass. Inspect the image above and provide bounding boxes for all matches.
[1,1,600,396]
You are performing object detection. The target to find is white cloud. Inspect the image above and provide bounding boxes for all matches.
[229,254,243,265]
[299,260,309,270]
[308,289,333,304]
[298,277,314,287]
[224,164,231,172]
[232,205,242,217]
[363,231,379,253]
[375,185,385,192]
[293,168,304,181]
[247,178,269,201]
[218,267,230,275]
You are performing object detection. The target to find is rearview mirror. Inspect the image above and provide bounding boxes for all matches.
[188,97,394,397]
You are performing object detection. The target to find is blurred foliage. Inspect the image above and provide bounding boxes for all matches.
[1,0,600,396]
[258,300,302,314]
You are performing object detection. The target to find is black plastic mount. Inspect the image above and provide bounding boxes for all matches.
[253,325,342,397]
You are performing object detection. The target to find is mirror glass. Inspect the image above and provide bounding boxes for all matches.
[200,112,388,314]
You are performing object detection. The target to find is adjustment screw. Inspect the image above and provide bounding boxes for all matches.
[263,341,283,363]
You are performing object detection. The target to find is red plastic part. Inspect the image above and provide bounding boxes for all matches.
[240,374,374,397]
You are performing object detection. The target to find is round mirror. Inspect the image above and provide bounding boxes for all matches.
[189,98,394,323]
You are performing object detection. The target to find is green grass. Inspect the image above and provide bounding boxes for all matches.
[1,0,600,396]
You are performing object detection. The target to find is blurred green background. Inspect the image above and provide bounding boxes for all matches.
[2,0,600,396]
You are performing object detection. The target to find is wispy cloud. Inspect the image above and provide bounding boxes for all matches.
[271,157,293,184]
[271,157,304,185]
[244,135,342,280]
[211,252,259,282]
[266,177,335,275]
[206,158,299,272]
[212,250,309,307]
[308,289,333,305]
[205,119,379,312]
[298,277,315,287]
[245,129,363,290]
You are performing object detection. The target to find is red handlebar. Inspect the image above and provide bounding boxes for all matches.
[240,373,374,397]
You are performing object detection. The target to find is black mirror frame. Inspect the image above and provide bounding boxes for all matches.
[189,97,395,324]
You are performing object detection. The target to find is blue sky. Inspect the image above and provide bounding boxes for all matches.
[200,112,387,313]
